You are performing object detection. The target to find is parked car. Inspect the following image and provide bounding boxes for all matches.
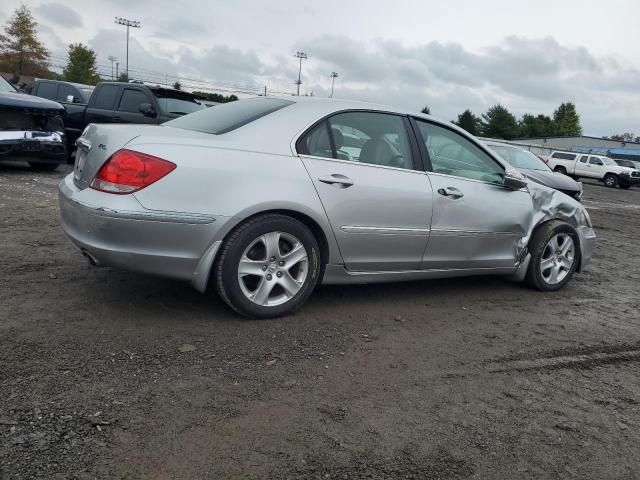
[613,159,640,188]
[32,79,94,155]
[59,97,596,318]
[0,75,67,171]
[36,81,205,155]
[545,151,640,188]
[484,141,582,200]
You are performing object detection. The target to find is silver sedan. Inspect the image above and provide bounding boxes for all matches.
[59,97,596,318]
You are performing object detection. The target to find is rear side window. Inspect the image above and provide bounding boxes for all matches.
[579,155,588,163]
[551,152,576,160]
[165,98,294,135]
[36,82,58,100]
[301,123,333,159]
[91,85,119,109]
[118,89,149,113]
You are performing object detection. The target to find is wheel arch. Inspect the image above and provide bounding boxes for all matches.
[530,218,583,272]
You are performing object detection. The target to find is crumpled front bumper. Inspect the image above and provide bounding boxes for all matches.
[58,173,231,291]
[0,130,66,163]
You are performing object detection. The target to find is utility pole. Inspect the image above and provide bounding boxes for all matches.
[114,17,141,80]
[264,85,267,96]
[108,56,117,80]
[330,72,338,98]
[116,62,119,79]
[294,51,308,96]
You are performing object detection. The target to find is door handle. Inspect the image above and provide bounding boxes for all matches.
[318,174,354,188]
[437,187,464,199]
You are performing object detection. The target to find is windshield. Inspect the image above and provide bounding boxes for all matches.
[166,97,294,134]
[489,145,549,171]
[0,75,17,93]
[79,87,94,102]
[601,157,617,166]
[152,90,206,115]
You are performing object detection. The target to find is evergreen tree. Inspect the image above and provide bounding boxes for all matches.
[0,5,49,76]
[173,81,181,90]
[117,72,129,82]
[519,113,556,138]
[62,43,100,85]
[421,105,430,115]
[552,102,582,136]
[481,105,520,139]
[453,109,481,136]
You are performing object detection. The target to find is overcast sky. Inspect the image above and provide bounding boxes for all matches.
[1,0,639,136]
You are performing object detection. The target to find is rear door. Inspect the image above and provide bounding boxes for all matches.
[85,84,120,124]
[412,119,532,270]
[298,111,433,271]
[114,87,157,124]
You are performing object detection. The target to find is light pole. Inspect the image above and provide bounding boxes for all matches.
[294,51,307,96]
[330,72,338,98]
[114,17,141,80]
[108,55,117,80]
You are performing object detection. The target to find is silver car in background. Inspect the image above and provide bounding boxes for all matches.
[59,97,596,318]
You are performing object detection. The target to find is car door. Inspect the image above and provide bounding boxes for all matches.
[411,119,533,270]
[115,87,157,124]
[298,111,433,271]
[574,155,590,176]
[85,84,120,124]
[587,156,605,178]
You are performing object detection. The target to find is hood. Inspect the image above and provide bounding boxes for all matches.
[0,91,65,112]
[518,168,581,192]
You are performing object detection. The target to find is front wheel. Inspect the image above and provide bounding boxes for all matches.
[214,214,321,318]
[526,221,580,291]
[603,173,618,188]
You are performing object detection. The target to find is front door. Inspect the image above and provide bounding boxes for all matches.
[412,119,533,270]
[298,111,433,271]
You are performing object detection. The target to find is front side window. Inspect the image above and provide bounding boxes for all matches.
[37,82,58,100]
[579,155,588,163]
[57,84,77,102]
[327,112,413,169]
[118,89,149,113]
[415,120,504,184]
[589,157,603,166]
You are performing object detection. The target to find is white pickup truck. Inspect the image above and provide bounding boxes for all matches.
[545,151,640,189]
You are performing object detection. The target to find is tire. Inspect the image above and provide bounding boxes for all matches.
[603,173,618,188]
[215,214,322,318]
[554,166,567,175]
[29,162,59,172]
[526,221,580,292]
[619,179,631,189]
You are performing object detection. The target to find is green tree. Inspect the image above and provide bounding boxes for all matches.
[62,43,100,85]
[453,109,481,136]
[192,91,238,103]
[421,105,430,115]
[117,72,129,82]
[173,81,181,90]
[519,113,556,138]
[552,102,582,136]
[0,4,49,76]
[481,104,520,139]
[608,133,636,142]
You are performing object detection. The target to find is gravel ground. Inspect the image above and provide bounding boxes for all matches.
[1,163,639,480]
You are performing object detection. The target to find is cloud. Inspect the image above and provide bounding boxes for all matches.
[36,3,83,28]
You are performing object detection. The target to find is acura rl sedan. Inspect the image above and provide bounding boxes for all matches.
[59,97,596,318]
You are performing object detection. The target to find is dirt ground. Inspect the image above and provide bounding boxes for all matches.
[1,163,639,480]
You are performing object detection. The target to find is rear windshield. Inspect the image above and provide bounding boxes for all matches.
[165,97,294,135]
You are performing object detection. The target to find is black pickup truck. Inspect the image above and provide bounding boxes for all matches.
[0,75,67,171]
[32,80,205,153]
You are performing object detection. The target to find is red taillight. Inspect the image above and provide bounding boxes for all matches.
[90,149,176,194]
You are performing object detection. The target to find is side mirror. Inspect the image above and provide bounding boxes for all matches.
[503,170,528,190]
[66,95,74,103]
[139,103,156,117]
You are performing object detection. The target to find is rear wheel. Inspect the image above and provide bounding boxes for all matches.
[215,214,321,318]
[603,173,618,188]
[29,162,59,172]
[554,166,567,175]
[526,221,579,291]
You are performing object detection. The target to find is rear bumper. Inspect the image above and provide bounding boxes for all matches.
[58,173,231,290]
[0,130,66,163]
[577,225,596,270]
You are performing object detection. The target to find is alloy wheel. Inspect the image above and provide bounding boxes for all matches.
[237,231,309,306]
[539,233,575,285]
